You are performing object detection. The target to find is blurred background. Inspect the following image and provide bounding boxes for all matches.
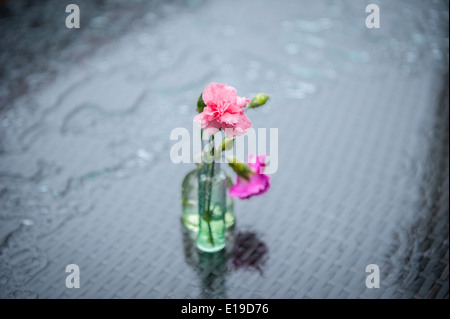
[0,0,448,298]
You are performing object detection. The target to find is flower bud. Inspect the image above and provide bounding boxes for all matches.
[228,158,254,181]
[247,93,270,109]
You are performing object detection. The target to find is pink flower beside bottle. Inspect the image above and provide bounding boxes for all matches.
[229,154,271,199]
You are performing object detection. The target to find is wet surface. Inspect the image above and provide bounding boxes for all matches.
[0,0,448,298]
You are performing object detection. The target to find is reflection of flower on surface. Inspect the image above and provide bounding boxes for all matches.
[231,232,268,275]
[182,227,269,276]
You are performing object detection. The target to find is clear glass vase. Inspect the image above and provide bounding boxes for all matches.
[181,167,234,233]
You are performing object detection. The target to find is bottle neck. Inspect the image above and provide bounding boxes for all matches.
[201,133,222,172]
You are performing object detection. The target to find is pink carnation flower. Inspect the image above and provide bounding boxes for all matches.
[229,154,271,199]
[194,83,252,138]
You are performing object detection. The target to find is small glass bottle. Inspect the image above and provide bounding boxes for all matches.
[181,168,234,233]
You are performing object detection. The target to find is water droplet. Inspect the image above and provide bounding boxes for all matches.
[152,142,163,153]
[431,48,442,60]
[286,82,316,99]
[90,16,107,29]
[22,219,34,226]
[114,170,127,179]
[249,61,261,70]
[401,65,411,76]
[38,185,49,193]
[285,43,299,55]
[405,51,417,63]
[136,149,153,161]
[412,33,425,45]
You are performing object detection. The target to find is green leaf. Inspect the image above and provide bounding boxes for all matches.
[221,138,235,151]
[197,93,207,113]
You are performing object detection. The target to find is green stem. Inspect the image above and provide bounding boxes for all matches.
[204,135,215,245]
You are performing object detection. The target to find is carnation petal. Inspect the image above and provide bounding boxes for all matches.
[226,103,243,114]
[220,112,240,125]
[193,112,207,127]
[203,83,237,107]
[232,112,252,137]
[249,154,267,174]
[217,85,237,105]
[236,96,251,108]
[202,83,222,106]
[203,119,221,134]
[229,174,270,199]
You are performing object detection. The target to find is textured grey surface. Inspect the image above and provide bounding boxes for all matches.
[0,0,448,298]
